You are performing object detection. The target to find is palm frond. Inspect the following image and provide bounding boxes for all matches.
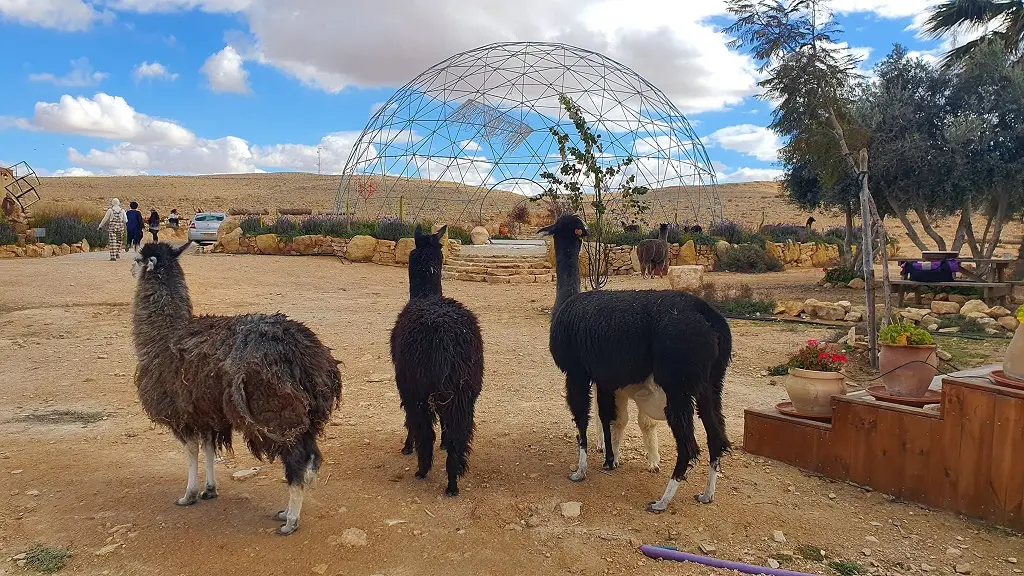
[922,0,1013,39]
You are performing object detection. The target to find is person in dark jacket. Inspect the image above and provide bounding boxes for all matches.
[148,209,161,243]
[125,201,144,252]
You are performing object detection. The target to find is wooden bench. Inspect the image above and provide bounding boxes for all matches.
[890,279,1024,307]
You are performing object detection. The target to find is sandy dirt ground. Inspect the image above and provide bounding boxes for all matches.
[1,250,1020,576]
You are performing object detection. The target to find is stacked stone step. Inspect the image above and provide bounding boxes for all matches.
[441,253,554,284]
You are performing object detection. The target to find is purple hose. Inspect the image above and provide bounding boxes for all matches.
[640,545,820,576]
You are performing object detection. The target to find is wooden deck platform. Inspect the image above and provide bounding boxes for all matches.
[743,375,1024,530]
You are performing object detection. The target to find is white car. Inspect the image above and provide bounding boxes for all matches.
[187,212,227,245]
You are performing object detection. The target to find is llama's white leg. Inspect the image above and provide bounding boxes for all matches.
[609,391,629,467]
[200,438,218,500]
[591,391,604,453]
[638,410,661,473]
[696,459,721,504]
[176,439,200,506]
[570,445,588,482]
[646,478,680,513]
[277,484,306,536]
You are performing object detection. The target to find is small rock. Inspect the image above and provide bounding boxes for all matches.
[773,530,786,543]
[311,564,328,575]
[865,536,879,543]
[11,553,27,561]
[95,543,121,556]
[700,542,716,555]
[937,349,953,361]
[365,374,392,383]
[948,548,963,557]
[938,327,961,334]
[10,469,23,474]
[25,489,40,496]
[863,548,872,556]
[97,354,109,359]
[920,564,934,572]
[231,468,259,481]
[768,559,781,569]
[1008,558,1018,564]
[504,523,523,531]
[339,527,368,547]
[525,515,543,528]
[828,492,837,499]
[955,563,973,575]
[560,501,582,519]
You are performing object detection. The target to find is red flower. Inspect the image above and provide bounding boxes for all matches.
[807,339,819,347]
[818,351,828,360]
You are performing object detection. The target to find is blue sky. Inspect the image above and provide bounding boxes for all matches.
[0,0,956,184]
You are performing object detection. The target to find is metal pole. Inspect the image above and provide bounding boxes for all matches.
[858,152,878,368]
[317,146,322,175]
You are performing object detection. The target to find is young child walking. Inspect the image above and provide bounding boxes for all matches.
[125,201,144,251]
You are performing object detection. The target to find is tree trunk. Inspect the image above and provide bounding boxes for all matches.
[915,205,946,250]
[844,202,854,262]
[952,209,970,253]
[962,199,983,258]
[885,194,930,251]
[983,188,1010,259]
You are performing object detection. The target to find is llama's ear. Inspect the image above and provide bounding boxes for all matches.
[414,224,424,238]
[171,241,193,258]
[432,225,447,242]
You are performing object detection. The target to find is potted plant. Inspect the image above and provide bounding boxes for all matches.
[878,319,937,397]
[784,339,849,416]
[1002,305,1024,381]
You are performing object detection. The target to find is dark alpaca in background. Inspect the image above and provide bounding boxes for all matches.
[805,216,816,229]
[389,225,484,496]
[621,220,641,234]
[682,224,703,234]
[131,242,342,535]
[636,223,670,279]
[539,214,733,512]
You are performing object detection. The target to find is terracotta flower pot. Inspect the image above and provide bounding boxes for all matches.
[785,368,846,416]
[499,223,510,236]
[879,344,937,397]
[1003,325,1024,381]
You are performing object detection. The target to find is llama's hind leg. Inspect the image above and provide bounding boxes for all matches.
[565,371,592,482]
[637,409,661,473]
[647,391,699,513]
[175,438,200,506]
[276,435,321,536]
[608,389,630,469]
[694,390,730,504]
[200,434,218,500]
[412,402,437,480]
[438,399,474,497]
[590,388,604,453]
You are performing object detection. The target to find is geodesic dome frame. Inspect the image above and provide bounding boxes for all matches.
[334,41,723,228]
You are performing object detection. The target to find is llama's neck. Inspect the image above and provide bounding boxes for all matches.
[132,270,193,349]
[408,257,442,300]
[409,278,441,300]
[659,228,668,242]
[552,237,582,317]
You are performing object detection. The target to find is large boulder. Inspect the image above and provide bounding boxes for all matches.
[814,303,847,321]
[218,219,241,239]
[81,238,90,253]
[999,316,1020,331]
[986,306,1012,319]
[345,235,377,262]
[765,242,784,261]
[667,265,704,293]
[218,227,243,253]
[395,237,416,264]
[715,241,731,261]
[848,278,865,290]
[780,300,805,317]
[24,244,42,257]
[931,300,961,315]
[959,299,989,316]
[471,226,490,245]
[290,235,320,255]
[254,233,282,255]
[677,240,697,265]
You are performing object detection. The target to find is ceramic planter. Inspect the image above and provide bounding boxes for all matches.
[1003,325,1024,381]
[879,343,937,397]
[785,368,846,416]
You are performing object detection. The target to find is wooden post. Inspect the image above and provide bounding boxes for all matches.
[399,196,404,221]
[858,149,878,368]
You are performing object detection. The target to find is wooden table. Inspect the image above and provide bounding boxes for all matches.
[896,257,1014,282]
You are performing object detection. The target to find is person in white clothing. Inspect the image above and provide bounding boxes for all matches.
[98,198,128,261]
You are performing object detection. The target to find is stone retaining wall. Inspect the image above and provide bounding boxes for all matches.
[0,239,93,258]
[208,228,461,264]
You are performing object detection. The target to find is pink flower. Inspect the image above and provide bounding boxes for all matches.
[807,339,819,347]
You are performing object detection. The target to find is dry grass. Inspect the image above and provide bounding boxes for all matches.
[29,200,106,222]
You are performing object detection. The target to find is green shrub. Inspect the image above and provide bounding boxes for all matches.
[694,281,776,316]
[448,226,473,244]
[300,215,351,237]
[937,316,988,335]
[719,244,784,273]
[602,230,648,246]
[239,215,270,236]
[0,216,17,245]
[823,265,861,284]
[41,216,108,247]
[269,216,302,239]
[376,217,413,241]
[21,544,71,574]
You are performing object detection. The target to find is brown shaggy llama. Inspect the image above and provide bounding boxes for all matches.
[131,241,342,535]
[636,223,670,279]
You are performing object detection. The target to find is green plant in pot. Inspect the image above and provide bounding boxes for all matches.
[784,339,849,416]
[877,318,937,398]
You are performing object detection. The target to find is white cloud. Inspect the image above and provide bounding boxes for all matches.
[50,167,96,176]
[706,124,781,162]
[132,61,179,82]
[830,0,940,19]
[22,93,195,146]
[28,57,108,87]
[458,140,481,152]
[201,46,250,94]
[68,136,262,175]
[0,0,112,31]
[103,0,250,12]
[718,166,784,183]
[251,131,375,173]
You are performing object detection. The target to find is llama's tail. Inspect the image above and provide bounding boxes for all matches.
[230,374,288,443]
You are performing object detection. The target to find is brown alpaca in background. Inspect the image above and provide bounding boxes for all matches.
[636,223,670,279]
[130,241,342,535]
